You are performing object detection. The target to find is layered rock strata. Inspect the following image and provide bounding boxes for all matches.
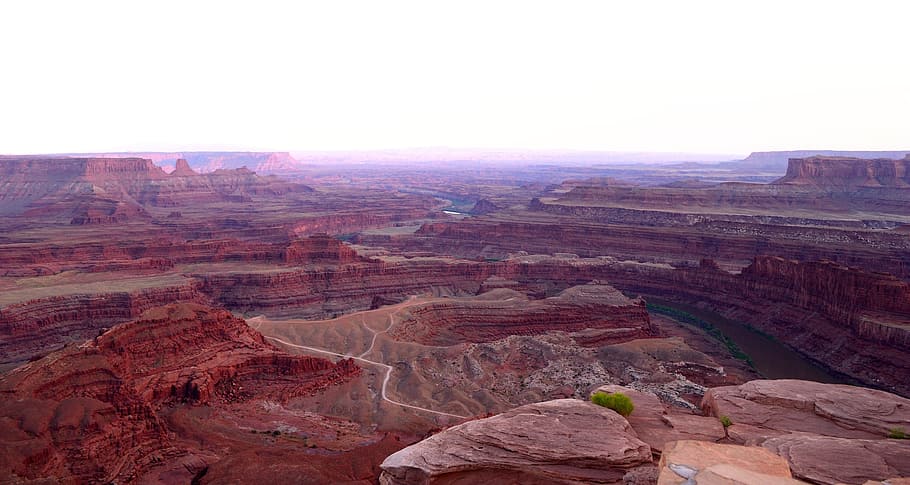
[389,285,653,346]
[0,304,359,483]
[0,279,207,367]
[607,257,910,396]
[701,380,910,484]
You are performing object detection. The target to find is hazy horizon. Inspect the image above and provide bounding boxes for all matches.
[1,1,908,154]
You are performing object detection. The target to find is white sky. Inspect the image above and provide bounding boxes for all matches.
[1,1,907,155]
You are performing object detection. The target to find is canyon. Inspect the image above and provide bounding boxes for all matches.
[1,153,909,483]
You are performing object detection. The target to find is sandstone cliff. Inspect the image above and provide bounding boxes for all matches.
[0,156,314,216]
[604,257,910,396]
[0,304,360,483]
[775,156,910,188]
[389,284,654,346]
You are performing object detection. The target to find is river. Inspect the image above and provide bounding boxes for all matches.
[648,297,844,383]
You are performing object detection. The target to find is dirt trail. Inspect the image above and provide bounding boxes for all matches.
[248,297,468,419]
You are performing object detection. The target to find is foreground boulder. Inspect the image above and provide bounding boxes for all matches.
[379,399,653,484]
[593,385,725,453]
[762,434,910,485]
[702,379,910,441]
[702,380,910,484]
[657,440,803,485]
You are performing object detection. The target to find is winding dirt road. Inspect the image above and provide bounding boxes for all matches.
[250,301,468,420]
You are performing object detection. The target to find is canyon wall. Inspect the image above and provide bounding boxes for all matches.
[0,280,207,367]
[604,258,910,396]
[392,218,910,277]
[776,155,910,188]
[389,284,654,346]
[0,304,359,483]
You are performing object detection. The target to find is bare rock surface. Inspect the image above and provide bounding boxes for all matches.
[593,385,725,453]
[657,440,797,485]
[379,398,652,484]
[702,380,910,440]
[762,434,910,485]
[702,380,910,485]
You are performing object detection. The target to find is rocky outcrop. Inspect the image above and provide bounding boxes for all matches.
[0,304,359,484]
[734,150,910,172]
[379,399,654,484]
[196,254,634,318]
[593,385,725,453]
[702,380,910,442]
[284,233,362,264]
[171,158,198,176]
[389,285,654,346]
[0,234,365,276]
[763,435,909,485]
[194,252,909,396]
[469,198,502,215]
[0,156,314,216]
[383,381,909,485]
[701,380,910,484]
[0,279,207,367]
[394,216,910,278]
[0,235,371,364]
[595,258,910,397]
[740,257,910,348]
[775,156,910,188]
[80,151,304,173]
[657,440,802,485]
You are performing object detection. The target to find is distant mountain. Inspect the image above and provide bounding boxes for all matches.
[726,150,910,173]
[67,152,303,174]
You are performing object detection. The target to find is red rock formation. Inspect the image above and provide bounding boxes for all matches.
[702,380,910,441]
[284,233,361,264]
[389,285,654,346]
[0,280,207,367]
[468,198,501,215]
[0,304,360,483]
[776,156,910,188]
[196,254,626,318]
[383,216,910,278]
[740,256,910,347]
[592,385,725,453]
[600,258,910,396]
[0,235,367,276]
[171,158,198,176]
[0,156,314,215]
[380,399,654,484]
[657,440,801,485]
[701,380,910,484]
[0,235,370,364]
[81,151,304,173]
[383,381,909,485]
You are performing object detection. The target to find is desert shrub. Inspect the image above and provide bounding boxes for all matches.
[889,427,908,439]
[591,391,634,417]
[720,416,733,428]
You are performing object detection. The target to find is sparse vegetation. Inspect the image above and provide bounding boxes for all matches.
[888,427,908,439]
[591,391,634,417]
[720,416,733,428]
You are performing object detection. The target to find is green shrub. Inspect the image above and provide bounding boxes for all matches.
[720,416,733,428]
[888,427,908,439]
[591,391,634,417]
